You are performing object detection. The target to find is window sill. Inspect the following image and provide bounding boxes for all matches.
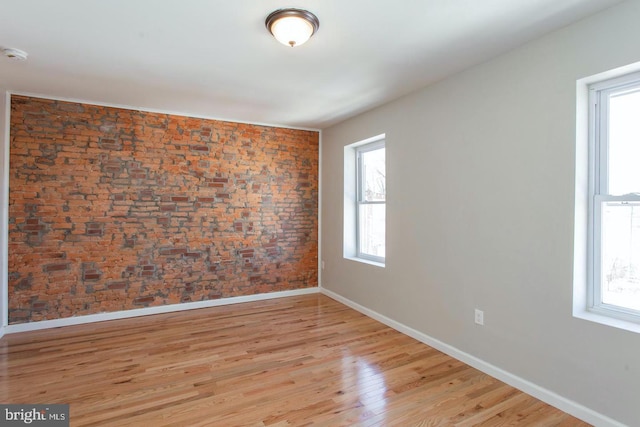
[344,256,385,268]
[573,308,640,334]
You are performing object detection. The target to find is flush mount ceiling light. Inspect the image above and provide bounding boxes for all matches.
[2,47,28,61]
[265,8,319,47]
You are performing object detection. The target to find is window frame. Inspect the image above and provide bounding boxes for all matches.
[588,71,640,324]
[355,140,386,264]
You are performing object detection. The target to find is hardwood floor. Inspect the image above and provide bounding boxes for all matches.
[0,294,589,426]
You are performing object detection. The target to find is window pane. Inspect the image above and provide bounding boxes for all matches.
[608,89,640,195]
[361,148,385,202]
[601,202,640,312]
[359,203,385,258]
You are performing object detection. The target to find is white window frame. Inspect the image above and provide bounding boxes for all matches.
[343,134,386,268]
[355,140,385,264]
[588,70,640,324]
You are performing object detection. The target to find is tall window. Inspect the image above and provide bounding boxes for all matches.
[356,141,385,263]
[589,72,640,322]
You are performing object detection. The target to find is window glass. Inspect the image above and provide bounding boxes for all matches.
[608,89,640,195]
[358,203,386,259]
[361,148,386,202]
[601,201,640,311]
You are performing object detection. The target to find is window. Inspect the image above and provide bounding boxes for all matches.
[589,71,640,323]
[343,135,386,266]
[356,141,386,263]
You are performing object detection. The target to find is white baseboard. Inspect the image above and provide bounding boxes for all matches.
[320,288,626,427]
[5,287,320,334]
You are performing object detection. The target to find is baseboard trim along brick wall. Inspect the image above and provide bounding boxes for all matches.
[5,287,320,334]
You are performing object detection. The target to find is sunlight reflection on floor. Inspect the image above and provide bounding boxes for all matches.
[341,353,388,423]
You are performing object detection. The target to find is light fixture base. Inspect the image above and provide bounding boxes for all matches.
[2,48,28,61]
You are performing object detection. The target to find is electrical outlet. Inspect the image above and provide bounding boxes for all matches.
[321,260,325,270]
[474,309,484,326]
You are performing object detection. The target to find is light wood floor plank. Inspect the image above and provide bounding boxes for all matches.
[0,294,589,426]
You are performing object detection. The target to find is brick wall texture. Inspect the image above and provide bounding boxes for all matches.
[8,95,319,324]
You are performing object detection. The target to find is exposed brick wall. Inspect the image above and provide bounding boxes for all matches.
[8,95,318,324]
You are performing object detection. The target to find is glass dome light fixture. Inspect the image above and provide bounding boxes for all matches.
[265,8,319,47]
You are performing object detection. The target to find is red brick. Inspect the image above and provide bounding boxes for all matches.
[107,282,127,290]
[44,263,69,272]
[133,296,155,305]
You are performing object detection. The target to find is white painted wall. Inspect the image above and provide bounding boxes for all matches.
[321,1,640,425]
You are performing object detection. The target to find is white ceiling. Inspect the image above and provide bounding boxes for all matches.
[0,0,624,129]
